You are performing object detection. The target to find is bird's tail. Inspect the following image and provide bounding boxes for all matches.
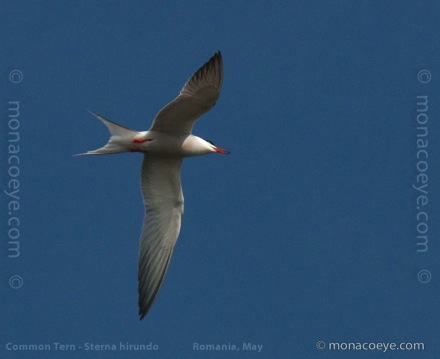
[75,111,139,156]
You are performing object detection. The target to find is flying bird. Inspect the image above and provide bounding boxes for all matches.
[78,52,228,319]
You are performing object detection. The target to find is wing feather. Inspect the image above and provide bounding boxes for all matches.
[138,154,184,319]
[149,51,223,135]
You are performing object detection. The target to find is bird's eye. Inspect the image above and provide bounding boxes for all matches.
[204,139,215,146]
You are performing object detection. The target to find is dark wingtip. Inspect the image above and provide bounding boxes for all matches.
[213,50,222,63]
[139,307,148,320]
[205,50,222,69]
[138,306,148,320]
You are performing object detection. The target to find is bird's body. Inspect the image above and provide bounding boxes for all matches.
[78,52,228,319]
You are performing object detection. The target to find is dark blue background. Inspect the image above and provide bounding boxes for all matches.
[1,1,439,358]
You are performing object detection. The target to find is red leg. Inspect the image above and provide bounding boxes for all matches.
[132,138,153,144]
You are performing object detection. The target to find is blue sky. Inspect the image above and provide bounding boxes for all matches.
[2,1,440,358]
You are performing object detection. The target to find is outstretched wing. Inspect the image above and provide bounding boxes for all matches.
[149,51,223,136]
[138,154,184,319]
